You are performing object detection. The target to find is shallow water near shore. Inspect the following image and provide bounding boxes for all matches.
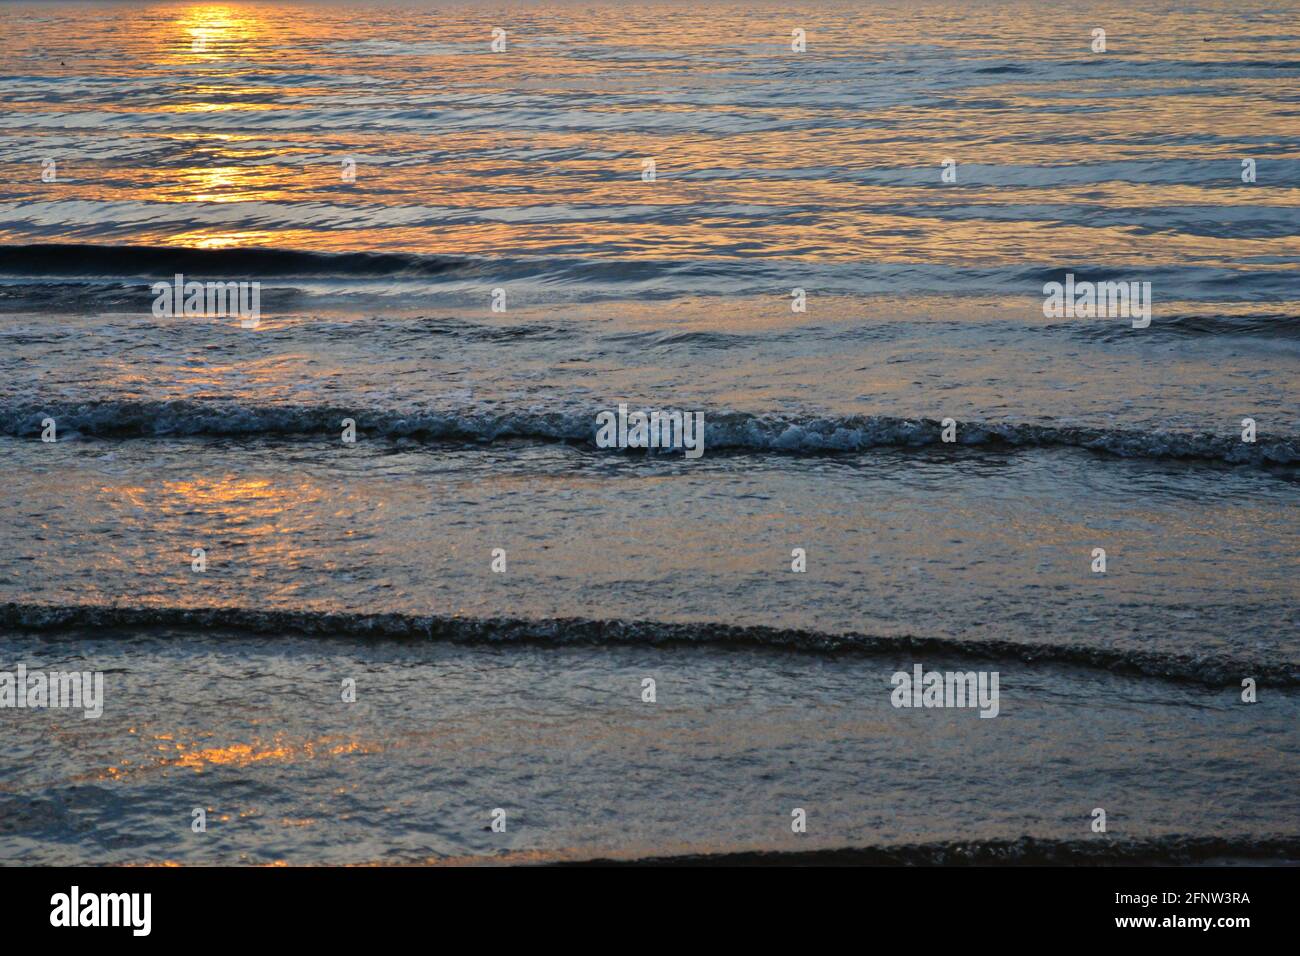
[1,628,1297,865]
[1,0,1297,864]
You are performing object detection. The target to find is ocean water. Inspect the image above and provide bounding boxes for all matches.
[0,0,1297,865]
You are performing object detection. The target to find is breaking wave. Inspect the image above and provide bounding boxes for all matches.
[1,399,1295,465]
[3,602,1295,687]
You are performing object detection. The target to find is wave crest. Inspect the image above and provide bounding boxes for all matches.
[2,400,1296,465]
[2,602,1295,687]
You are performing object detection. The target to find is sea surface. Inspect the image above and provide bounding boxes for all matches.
[0,0,1297,865]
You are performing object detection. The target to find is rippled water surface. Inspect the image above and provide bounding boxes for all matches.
[0,0,1297,864]
[1,0,1298,272]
